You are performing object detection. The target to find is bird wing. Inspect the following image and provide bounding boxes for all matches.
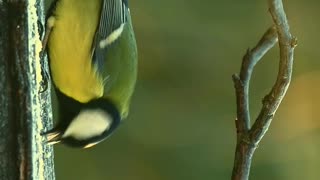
[91,0,129,72]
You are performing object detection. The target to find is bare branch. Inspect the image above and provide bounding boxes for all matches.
[231,27,278,180]
[232,27,278,138]
[231,0,297,179]
[249,0,297,146]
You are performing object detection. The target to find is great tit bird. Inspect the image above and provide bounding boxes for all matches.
[42,0,137,148]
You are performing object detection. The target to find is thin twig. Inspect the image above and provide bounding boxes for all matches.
[231,0,297,179]
[249,0,297,143]
[231,26,278,180]
[232,27,278,138]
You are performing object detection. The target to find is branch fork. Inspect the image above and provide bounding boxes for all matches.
[231,0,297,179]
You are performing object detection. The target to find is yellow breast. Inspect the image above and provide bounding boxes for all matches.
[48,0,103,103]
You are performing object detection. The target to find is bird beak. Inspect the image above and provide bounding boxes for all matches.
[83,142,100,149]
[42,130,62,145]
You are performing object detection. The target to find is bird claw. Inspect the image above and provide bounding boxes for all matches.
[39,66,50,93]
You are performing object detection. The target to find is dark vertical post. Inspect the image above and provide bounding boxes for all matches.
[0,0,55,179]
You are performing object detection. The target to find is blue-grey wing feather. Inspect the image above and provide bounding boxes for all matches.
[92,0,128,71]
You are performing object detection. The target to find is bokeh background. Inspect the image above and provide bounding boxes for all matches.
[46,0,320,179]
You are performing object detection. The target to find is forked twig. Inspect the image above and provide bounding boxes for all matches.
[231,0,297,179]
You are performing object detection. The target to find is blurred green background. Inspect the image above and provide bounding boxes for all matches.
[46,0,320,179]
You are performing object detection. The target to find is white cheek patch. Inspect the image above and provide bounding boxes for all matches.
[62,109,112,140]
[99,23,125,48]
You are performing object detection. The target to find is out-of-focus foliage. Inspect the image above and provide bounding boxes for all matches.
[45,0,320,179]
